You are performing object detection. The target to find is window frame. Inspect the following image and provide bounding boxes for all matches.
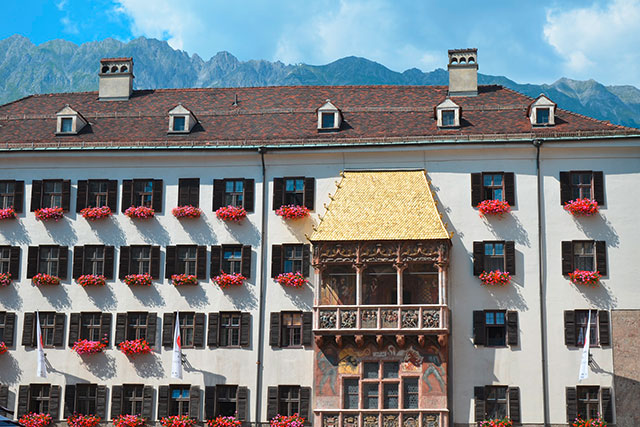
[575,310,599,347]
[484,310,507,347]
[483,241,506,272]
[221,245,243,275]
[535,107,550,125]
[130,245,152,275]
[440,109,456,127]
[41,179,64,209]
[282,244,304,274]
[132,179,155,208]
[87,180,109,208]
[79,312,103,342]
[214,385,238,418]
[222,179,245,208]
[28,384,51,414]
[74,383,98,415]
[178,312,196,349]
[280,312,303,348]
[484,385,509,420]
[176,246,198,276]
[126,312,149,341]
[283,177,305,206]
[169,385,191,417]
[122,384,145,416]
[84,245,106,276]
[576,386,601,420]
[277,385,301,417]
[0,180,15,210]
[219,312,242,348]
[482,172,505,201]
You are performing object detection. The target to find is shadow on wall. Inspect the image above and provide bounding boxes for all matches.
[282,281,313,310]
[485,249,529,311]
[38,284,72,310]
[183,357,227,385]
[0,218,30,245]
[84,284,118,310]
[0,285,23,310]
[89,219,128,246]
[77,352,117,379]
[132,352,165,378]
[483,213,531,248]
[575,280,618,309]
[133,218,172,246]
[614,375,640,426]
[573,214,620,248]
[223,219,260,247]
[283,216,317,243]
[44,219,78,246]
[179,217,217,245]
[175,283,210,309]
[227,281,258,311]
[129,283,165,307]
[0,353,22,384]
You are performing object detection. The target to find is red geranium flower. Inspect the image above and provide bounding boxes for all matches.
[124,273,153,286]
[118,338,152,356]
[113,414,146,427]
[572,416,607,427]
[270,414,305,427]
[479,270,511,286]
[67,414,100,427]
[80,206,112,221]
[159,415,197,427]
[215,205,247,222]
[275,272,307,288]
[171,274,198,286]
[18,413,52,427]
[275,205,309,220]
[568,269,601,287]
[35,207,64,222]
[72,338,107,355]
[479,418,513,427]
[0,342,7,354]
[172,205,202,219]
[33,273,61,286]
[0,207,16,220]
[478,199,511,217]
[564,198,599,216]
[0,272,12,287]
[207,416,242,427]
[212,272,246,289]
[77,274,106,287]
[124,206,155,219]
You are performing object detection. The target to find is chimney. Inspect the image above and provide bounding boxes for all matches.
[98,58,134,101]
[447,48,478,97]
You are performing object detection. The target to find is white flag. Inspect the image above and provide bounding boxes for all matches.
[36,313,47,378]
[578,310,591,381]
[171,313,183,379]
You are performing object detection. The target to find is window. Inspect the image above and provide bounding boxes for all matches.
[284,178,304,206]
[567,386,613,423]
[39,246,59,276]
[536,107,550,125]
[224,180,244,207]
[441,110,455,127]
[213,179,254,212]
[343,361,418,411]
[403,378,419,409]
[561,240,606,276]
[219,312,241,347]
[0,247,10,274]
[122,179,162,212]
[278,386,300,416]
[31,180,70,212]
[475,386,520,423]
[281,312,302,347]
[173,116,186,132]
[178,178,199,207]
[283,245,303,273]
[362,264,397,305]
[271,244,309,278]
[0,313,6,343]
[162,312,205,349]
[131,246,151,275]
[168,105,195,134]
[436,99,460,127]
[560,171,604,205]
[273,177,314,211]
[40,313,56,347]
[88,180,109,207]
[528,95,555,126]
[320,265,356,305]
[573,242,595,271]
[484,242,505,272]
[269,311,311,348]
[22,312,64,348]
[222,246,242,275]
[485,386,508,419]
[208,312,250,348]
[321,112,335,129]
[473,310,518,347]
[471,172,515,206]
[170,386,190,416]
[577,386,600,419]
[215,385,237,417]
[483,173,504,201]
[28,384,52,414]
[79,313,103,341]
[122,384,144,415]
[575,310,598,347]
[179,313,196,348]
[0,181,15,209]
[343,379,359,409]
[166,245,205,280]
[28,245,68,279]
[75,384,97,415]
[564,310,609,347]
[402,263,438,305]
[317,100,341,130]
[127,313,149,341]
[76,180,116,213]
[485,311,506,346]
[177,246,197,276]
[42,180,63,208]
[133,180,154,208]
[61,118,73,133]
[473,241,515,276]
[86,246,105,276]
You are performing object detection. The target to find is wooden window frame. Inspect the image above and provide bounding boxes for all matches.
[114,312,157,348]
[0,180,24,212]
[280,312,303,348]
[219,312,242,347]
[277,385,301,417]
[162,312,205,349]
[122,384,145,416]
[471,172,515,206]
[74,384,98,415]
[131,245,152,275]
[127,313,149,341]
[473,310,518,347]
[282,244,304,274]
[213,179,254,212]
[42,180,64,209]
[272,177,315,211]
[269,311,312,348]
[178,178,200,208]
[221,245,243,275]
[561,240,607,276]
[29,384,52,414]
[473,241,515,276]
[214,385,238,418]
[560,171,605,206]
[169,385,191,417]
[564,310,610,348]
[475,386,520,423]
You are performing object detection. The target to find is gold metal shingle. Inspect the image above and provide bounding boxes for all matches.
[309,170,450,241]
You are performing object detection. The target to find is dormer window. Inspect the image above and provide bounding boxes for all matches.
[61,118,73,133]
[529,95,556,126]
[536,108,550,125]
[317,100,341,131]
[55,105,87,135]
[441,110,456,127]
[321,112,335,129]
[168,104,197,134]
[435,98,461,128]
[173,116,186,132]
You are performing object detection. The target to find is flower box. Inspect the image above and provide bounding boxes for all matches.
[18,413,52,427]
[124,273,153,286]
[275,205,309,220]
[80,206,112,221]
[215,205,247,222]
[160,415,197,427]
[77,274,106,287]
[0,272,12,287]
[0,341,7,354]
[571,417,607,427]
[124,206,155,219]
[207,416,242,427]
[118,338,152,356]
[33,273,61,286]
[478,199,511,217]
[67,413,101,427]
[275,272,307,288]
[171,274,198,286]
[564,198,599,216]
[114,414,146,427]
[479,270,511,286]
[568,269,601,287]
[71,338,107,355]
[479,418,513,427]
[270,414,305,427]
[212,272,246,289]
[172,205,202,219]
[0,207,16,220]
[35,207,64,222]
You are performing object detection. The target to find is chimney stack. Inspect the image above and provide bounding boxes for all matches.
[98,58,134,101]
[447,48,478,97]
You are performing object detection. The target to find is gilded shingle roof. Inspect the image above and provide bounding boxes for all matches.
[310,170,450,242]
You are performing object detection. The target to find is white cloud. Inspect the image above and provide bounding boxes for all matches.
[60,16,79,35]
[55,0,67,11]
[543,0,640,85]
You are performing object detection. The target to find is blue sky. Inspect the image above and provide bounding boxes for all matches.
[3,0,640,86]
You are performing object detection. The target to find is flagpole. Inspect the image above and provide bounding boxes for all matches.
[36,311,47,378]
[171,312,183,379]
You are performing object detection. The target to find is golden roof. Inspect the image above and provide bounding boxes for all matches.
[310,170,450,242]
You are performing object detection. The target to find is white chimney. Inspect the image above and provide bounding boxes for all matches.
[447,48,478,97]
[98,57,134,101]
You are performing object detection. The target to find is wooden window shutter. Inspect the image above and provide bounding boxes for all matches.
[210,246,222,277]
[162,313,175,348]
[506,311,519,346]
[593,171,605,205]
[240,312,251,347]
[236,386,248,421]
[3,312,15,347]
[64,385,77,418]
[107,180,118,212]
[82,246,93,277]
[150,246,161,279]
[0,385,8,413]
[204,386,216,420]
[61,180,71,212]
[49,385,61,420]
[302,244,311,277]
[302,312,313,346]
[303,177,315,210]
[474,386,486,422]
[115,313,127,345]
[121,180,133,212]
[68,313,81,346]
[243,179,255,212]
[212,179,225,211]
[189,179,200,207]
[194,313,206,348]
[110,385,123,419]
[17,385,29,417]
[142,386,154,421]
[30,180,43,211]
[505,241,516,275]
[598,310,611,346]
[473,311,486,346]
[100,313,112,345]
[271,245,283,278]
[119,246,131,279]
[601,387,613,423]
[73,246,85,279]
[13,180,24,213]
[53,313,66,347]
[472,242,484,276]
[152,179,163,212]
[104,246,115,280]
[22,312,35,347]
[241,246,252,279]
[189,385,201,420]
[196,246,207,280]
[165,246,177,279]
[508,387,521,423]
[207,313,219,347]
[178,178,195,207]
[595,241,607,276]
[564,311,576,346]
[76,180,88,212]
[470,173,482,206]
[27,246,39,279]
[566,387,577,422]
[157,386,169,419]
[57,246,68,279]
[9,246,20,279]
[146,313,157,347]
[269,312,281,347]
[560,172,571,204]
[561,241,574,276]
[272,178,284,210]
[299,386,311,420]
[96,385,107,419]
[266,386,278,421]
[504,172,515,206]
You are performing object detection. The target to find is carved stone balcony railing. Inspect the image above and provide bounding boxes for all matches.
[316,409,447,427]
[313,305,449,334]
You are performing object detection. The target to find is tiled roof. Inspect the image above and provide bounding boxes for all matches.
[0,85,635,148]
[309,170,450,242]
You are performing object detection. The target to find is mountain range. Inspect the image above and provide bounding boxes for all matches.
[2,34,640,128]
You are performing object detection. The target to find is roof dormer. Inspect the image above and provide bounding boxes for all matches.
[435,98,461,128]
[55,105,87,135]
[168,104,197,133]
[529,94,556,126]
[317,100,342,131]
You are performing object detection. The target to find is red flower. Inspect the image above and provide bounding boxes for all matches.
[172,205,202,219]
[568,269,601,287]
[35,207,64,222]
[207,416,242,427]
[215,205,247,222]
[479,270,511,286]
[0,272,12,287]
[72,338,107,355]
[77,274,106,287]
[18,413,52,427]
[275,272,307,288]
[572,416,607,427]
[212,272,246,289]
[67,414,100,427]
[124,206,155,219]
[0,207,16,220]
[478,418,513,427]
[124,273,153,286]
[113,414,146,427]
[80,206,112,221]
[171,274,198,286]
[0,342,7,354]
[33,273,61,286]
[275,205,309,220]
[478,199,511,217]
[564,198,599,216]
[118,338,152,356]
[159,415,197,427]
[270,414,305,427]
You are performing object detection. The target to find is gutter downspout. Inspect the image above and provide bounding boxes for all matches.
[255,146,268,423]
[534,139,550,426]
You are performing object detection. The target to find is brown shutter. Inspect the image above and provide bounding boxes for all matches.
[302,244,311,277]
[121,180,133,212]
[58,246,68,279]
[17,385,29,417]
[76,180,88,212]
[110,385,122,419]
[560,172,571,204]
[302,311,312,346]
[212,179,225,211]
[505,241,516,275]
[473,242,484,276]
[142,386,154,420]
[157,386,169,419]
[194,313,206,348]
[100,313,112,345]
[178,178,191,207]
[190,179,200,207]
[150,246,161,279]
[68,313,80,346]
[473,311,486,346]
[152,179,163,213]
[564,310,576,346]
[146,313,157,347]
[9,246,20,279]
[196,246,207,280]
[566,387,577,422]
[53,313,66,347]
[299,386,311,420]
[593,171,605,205]
[104,246,115,280]
[240,312,251,347]
[0,385,8,412]
[162,313,175,348]
[107,180,118,212]
[83,246,93,277]
[272,178,284,210]
[4,313,15,347]
[271,245,283,278]
[207,313,219,347]
[61,180,71,211]
[241,246,252,279]
[210,246,221,277]
[13,180,24,213]
[30,180,42,211]
[165,246,177,279]
[73,246,84,279]
[266,386,278,421]
[504,172,515,206]
[236,386,248,421]
[49,385,61,420]
[204,386,216,420]
[64,384,77,418]
[269,312,281,347]
[115,313,127,345]
[189,385,200,420]
[119,246,130,279]
[506,311,518,346]
[243,179,255,212]
[474,386,486,422]
[27,246,38,278]
[601,387,613,423]
[595,241,607,276]
[471,173,482,206]
[599,311,611,346]
[22,312,35,346]
[561,241,574,275]
[96,385,107,419]
[303,177,315,210]
[508,387,520,423]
